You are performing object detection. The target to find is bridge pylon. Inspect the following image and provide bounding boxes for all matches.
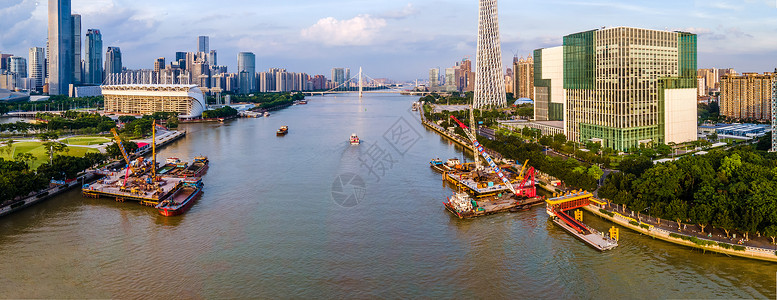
[358,67,363,98]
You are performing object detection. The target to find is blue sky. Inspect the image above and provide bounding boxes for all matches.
[1,0,776,81]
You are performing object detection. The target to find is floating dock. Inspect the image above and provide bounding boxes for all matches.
[551,215,618,251]
[82,170,186,206]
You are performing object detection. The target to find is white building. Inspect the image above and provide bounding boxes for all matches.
[101,84,206,118]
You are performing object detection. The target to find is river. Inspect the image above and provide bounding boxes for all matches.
[0,93,773,298]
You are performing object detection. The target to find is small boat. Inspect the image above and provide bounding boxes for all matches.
[277,126,289,136]
[264,112,270,117]
[445,158,461,169]
[350,133,360,145]
[299,100,308,105]
[155,178,203,216]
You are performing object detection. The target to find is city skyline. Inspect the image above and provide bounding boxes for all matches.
[1,0,776,81]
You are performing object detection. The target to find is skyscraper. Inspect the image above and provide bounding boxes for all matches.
[720,72,774,121]
[473,0,507,108]
[9,57,27,78]
[154,57,165,73]
[771,70,776,152]
[71,14,81,84]
[84,29,102,84]
[198,36,209,53]
[28,47,45,90]
[105,47,122,75]
[237,52,255,93]
[209,50,217,66]
[429,68,440,87]
[533,46,564,122]
[564,27,697,150]
[48,0,73,95]
[331,68,350,87]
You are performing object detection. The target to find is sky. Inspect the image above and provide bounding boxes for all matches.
[1,0,776,81]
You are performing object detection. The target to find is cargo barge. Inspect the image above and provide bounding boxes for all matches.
[155,178,203,216]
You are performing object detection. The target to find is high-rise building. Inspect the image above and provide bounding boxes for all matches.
[533,47,564,122]
[771,70,777,152]
[105,47,122,75]
[71,14,81,84]
[473,0,507,108]
[198,36,209,53]
[564,27,697,151]
[48,0,73,95]
[154,57,165,73]
[9,56,27,79]
[28,47,46,90]
[429,68,440,87]
[237,52,255,93]
[84,29,102,84]
[515,56,534,100]
[331,68,349,87]
[209,50,217,66]
[720,72,774,122]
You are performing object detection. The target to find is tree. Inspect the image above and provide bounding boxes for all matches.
[13,152,35,169]
[764,225,777,244]
[714,210,735,238]
[42,141,68,164]
[655,144,671,157]
[756,132,772,151]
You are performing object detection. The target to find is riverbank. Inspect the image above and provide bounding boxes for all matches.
[584,202,777,263]
[418,103,777,263]
[0,172,97,218]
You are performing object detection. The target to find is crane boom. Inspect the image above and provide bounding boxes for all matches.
[111,128,133,187]
[449,115,518,196]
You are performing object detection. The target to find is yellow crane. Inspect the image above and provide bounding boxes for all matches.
[110,128,133,187]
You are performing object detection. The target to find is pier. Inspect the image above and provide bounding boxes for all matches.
[546,191,618,251]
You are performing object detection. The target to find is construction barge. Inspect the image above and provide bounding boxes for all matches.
[546,191,618,251]
[82,123,208,215]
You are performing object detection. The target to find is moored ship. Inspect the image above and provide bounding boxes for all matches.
[155,178,203,216]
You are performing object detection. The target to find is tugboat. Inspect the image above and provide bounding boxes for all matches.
[350,133,360,145]
[277,125,289,136]
[443,192,477,219]
[155,178,203,216]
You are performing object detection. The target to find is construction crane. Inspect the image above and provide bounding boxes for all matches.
[450,115,518,196]
[110,128,133,187]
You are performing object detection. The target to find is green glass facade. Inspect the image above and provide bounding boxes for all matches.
[564,27,697,151]
[563,30,595,90]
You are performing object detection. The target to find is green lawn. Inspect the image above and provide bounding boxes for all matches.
[62,136,111,146]
[0,141,99,169]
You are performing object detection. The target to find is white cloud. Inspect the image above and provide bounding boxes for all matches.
[300,14,387,46]
[381,3,417,19]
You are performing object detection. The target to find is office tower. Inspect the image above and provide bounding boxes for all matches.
[564,27,697,150]
[84,29,102,84]
[516,56,534,99]
[154,57,165,73]
[445,68,456,87]
[209,50,217,66]
[47,0,73,95]
[429,68,440,87]
[720,72,774,121]
[473,0,507,108]
[533,47,564,122]
[0,52,10,70]
[237,52,255,93]
[28,47,45,90]
[71,14,81,84]
[105,47,122,75]
[771,70,776,152]
[198,36,209,53]
[9,57,27,78]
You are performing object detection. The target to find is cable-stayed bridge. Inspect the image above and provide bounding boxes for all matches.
[303,67,441,97]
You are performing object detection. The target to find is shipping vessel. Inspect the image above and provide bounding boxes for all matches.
[277,126,289,136]
[155,178,203,216]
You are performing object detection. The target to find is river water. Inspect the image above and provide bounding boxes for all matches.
[0,93,773,298]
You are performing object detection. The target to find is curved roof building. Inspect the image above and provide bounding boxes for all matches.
[101,84,206,118]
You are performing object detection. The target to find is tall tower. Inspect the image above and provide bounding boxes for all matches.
[105,47,122,75]
[28,47,46,90]
[47,0,73,95]
[237,52,255,93]
[198,36,209,53]
[71,14,81,84]
[84,29,102,84]
[473,0,506,109]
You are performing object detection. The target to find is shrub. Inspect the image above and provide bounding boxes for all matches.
[599,208,614,217]
[629,220,639,226]
[732,245,746,251]
[718,242,731,249]
[639,224,650,230]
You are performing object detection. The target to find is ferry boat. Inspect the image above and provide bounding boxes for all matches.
[155,178,203,216]
[350,133,360,145]
[277,125,289,136]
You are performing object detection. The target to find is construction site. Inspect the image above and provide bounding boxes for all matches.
[82,123,207,208]
[440,113,545,219]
